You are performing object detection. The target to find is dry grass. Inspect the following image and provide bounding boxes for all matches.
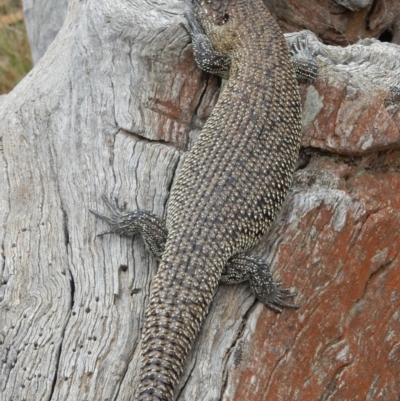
[0,0,32,94]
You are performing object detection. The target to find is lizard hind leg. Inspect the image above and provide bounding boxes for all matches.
[221,254,298,313]
[90,195,168,259]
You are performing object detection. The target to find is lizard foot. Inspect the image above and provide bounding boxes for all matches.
[90,195,167,258]
[90,195,129,237]
[221,254,298,313]
[291,37,319,82]
[250,263,298,313]
[258,282,298,314]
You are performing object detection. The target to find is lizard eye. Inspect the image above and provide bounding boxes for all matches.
[221,13,229,24]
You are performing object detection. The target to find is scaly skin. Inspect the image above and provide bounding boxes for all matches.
[140,1,301,399]
[92,0,303,399]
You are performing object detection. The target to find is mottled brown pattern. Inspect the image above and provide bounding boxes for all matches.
[138,0,302,399]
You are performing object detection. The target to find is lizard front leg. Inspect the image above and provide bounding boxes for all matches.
[290,37,319,82]
[184,11,318,83]
[182,6,231,79]
[221,255,298,313]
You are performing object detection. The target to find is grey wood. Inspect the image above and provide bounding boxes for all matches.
[22,0,68,64]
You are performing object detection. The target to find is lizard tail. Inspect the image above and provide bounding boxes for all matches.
[137,255,220,401]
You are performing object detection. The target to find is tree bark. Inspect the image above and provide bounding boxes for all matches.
[22,0,68,64]
[1,1,400,401]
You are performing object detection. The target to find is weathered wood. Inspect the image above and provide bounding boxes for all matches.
[1,1,400,400]
[22,0,68,64]
[1,1,193,399]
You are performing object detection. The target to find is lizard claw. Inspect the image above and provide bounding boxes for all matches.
[100,194,127,214]
[253,278,298,313]
[90,195,132,236]
[229,255,299,314]
[264,284,298,313]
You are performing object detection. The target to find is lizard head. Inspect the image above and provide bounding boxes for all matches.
[187,0,247,55]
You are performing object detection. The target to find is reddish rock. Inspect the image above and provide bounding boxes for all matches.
[264,0,400,45]
[224,156,400,401]
[293,32,400,156]
[300,79,400,155]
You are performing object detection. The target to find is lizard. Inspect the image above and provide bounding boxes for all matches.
[91,0,317,399]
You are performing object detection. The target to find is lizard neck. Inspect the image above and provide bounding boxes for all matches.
[227,15,295,101]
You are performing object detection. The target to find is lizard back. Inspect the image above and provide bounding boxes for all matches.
[138,0,302,399]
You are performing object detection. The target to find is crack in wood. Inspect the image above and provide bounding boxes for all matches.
[219,297,258,400]
[48,270,76,400]
[118,128,183,151]
[175,354,198,400]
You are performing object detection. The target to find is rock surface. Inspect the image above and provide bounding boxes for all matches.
[223,155,400,401]
[216,31,400,401]
[264,0,400,45]
[292,32,400,155]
